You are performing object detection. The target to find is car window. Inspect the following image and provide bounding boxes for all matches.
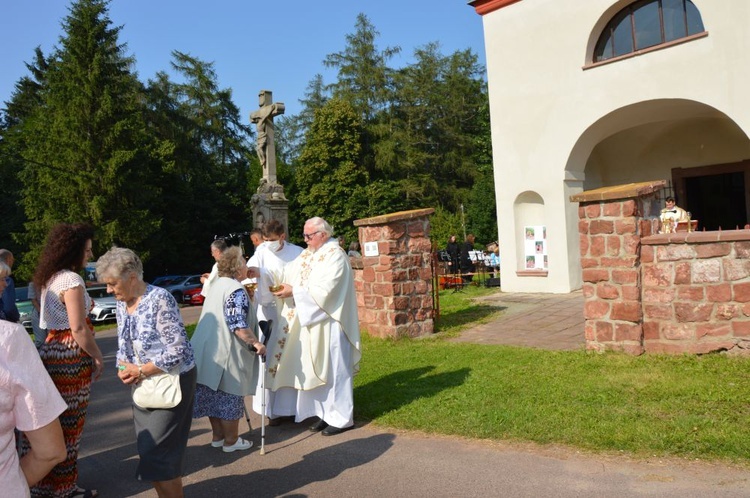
[186,276,202,285]
[155,276,183,286]
[15,286,29,302]
[87,287,111,299]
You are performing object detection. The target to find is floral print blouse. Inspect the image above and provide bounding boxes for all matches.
[115,284,195,374]
[224,288,250,332]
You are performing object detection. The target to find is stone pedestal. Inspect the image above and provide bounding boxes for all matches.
[353,208,435,338]
[251,182,289,234]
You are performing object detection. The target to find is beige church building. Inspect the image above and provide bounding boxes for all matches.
[470,0,750,293]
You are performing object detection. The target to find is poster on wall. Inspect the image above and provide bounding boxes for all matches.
[523,226,547,269]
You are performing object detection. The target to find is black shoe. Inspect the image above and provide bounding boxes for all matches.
[321,425,353,436]
[309,419,328,432]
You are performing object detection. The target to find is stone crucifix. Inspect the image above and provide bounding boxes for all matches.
[250,90,285,184]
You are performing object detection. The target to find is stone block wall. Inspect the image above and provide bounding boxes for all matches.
[353,208,435,338]
[577,197,645,355]
[572,180,750,355]
[641,233,750,354]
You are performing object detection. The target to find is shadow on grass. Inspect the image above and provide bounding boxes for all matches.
[355,366,471,420]
[436,303,506,332]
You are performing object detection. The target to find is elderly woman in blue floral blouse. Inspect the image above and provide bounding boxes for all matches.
[96,247,196,498]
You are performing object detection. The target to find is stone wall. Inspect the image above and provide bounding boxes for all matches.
[575,187,652,355]
[641,232,750,354]
[352,208,435,338]
[572,180,750,355]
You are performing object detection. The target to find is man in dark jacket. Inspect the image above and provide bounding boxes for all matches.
[459,234,476,283]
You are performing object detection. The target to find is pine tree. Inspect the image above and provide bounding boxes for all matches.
[323,14,400,122]
[294,99,369,242]
[0,48,50,272]
[141,52,254,273]
[17,0,162,271]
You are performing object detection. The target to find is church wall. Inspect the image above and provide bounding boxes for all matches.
[476,0,750,293]
[584,117,750,191]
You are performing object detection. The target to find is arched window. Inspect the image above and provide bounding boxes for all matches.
[594,0,705,62]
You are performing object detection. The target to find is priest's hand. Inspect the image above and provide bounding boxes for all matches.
[273,283,293,299]
[246,266,260,279]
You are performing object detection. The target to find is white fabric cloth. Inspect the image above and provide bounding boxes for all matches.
[191,278,259,396]
[247,241,302,418]
[660,206,688,223]
[0,320,67,498]
[200,263,219,297]
[266,238,361,428]
[39,270,91,330]
[246,241,303,308]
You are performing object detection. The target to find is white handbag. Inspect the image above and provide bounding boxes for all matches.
[131,351,182,409]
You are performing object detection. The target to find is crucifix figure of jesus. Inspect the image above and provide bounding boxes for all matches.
[250,90,285,184]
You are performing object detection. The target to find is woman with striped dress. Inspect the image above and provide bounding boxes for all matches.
[23,223,104,498]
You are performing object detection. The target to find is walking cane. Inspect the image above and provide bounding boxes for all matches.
[260,352,267,455]
[258,320,273,455]
[242,403,252,433]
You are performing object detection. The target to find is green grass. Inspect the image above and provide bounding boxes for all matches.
[354,287,750,464]
[434,284,505,336]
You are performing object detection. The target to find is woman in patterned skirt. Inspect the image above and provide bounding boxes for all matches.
[191,246,266,452]
[25,223,104,498]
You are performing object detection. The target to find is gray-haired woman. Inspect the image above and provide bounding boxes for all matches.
[191,246,265,452]
[96,247,196,498]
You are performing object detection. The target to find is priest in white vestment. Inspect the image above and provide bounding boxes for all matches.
[266,217,361,436]
[659,196,689,233]
[245,219,303,423]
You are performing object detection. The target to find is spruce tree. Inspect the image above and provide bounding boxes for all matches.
[18,0,161,268]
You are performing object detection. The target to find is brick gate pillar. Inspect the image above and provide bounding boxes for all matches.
[353,208,435,338]
[570,181,665,354]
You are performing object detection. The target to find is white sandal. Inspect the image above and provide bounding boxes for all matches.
[210,439,224,448]
[222,437,253,453]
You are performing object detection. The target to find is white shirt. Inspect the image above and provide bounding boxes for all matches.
[247,241,303,307]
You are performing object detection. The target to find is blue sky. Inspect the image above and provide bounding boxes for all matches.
[1,0,486,119]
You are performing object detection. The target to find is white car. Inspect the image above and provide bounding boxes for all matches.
[15,286,33,331]
[88,286,117,324]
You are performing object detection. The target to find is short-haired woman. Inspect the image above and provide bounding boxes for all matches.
[22,222,104,498]
[191,246,265,452]
[97,247,196,498]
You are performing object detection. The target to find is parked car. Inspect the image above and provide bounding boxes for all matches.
[15,286,33,331]
[87,286,117,324]
[161,275,203,302]
[151,275,185,288]
[182,286,205,306]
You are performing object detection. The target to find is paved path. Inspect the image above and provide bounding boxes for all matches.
[451,290,585,350]
[73,297,750,497]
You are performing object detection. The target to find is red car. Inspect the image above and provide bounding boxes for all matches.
[182,287,205,306]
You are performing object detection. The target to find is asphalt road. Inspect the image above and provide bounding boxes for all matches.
[73,306,750,497]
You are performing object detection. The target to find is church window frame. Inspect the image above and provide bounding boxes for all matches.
[593,0,705,64]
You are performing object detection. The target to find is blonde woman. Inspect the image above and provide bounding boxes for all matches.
[191,246,265,452]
